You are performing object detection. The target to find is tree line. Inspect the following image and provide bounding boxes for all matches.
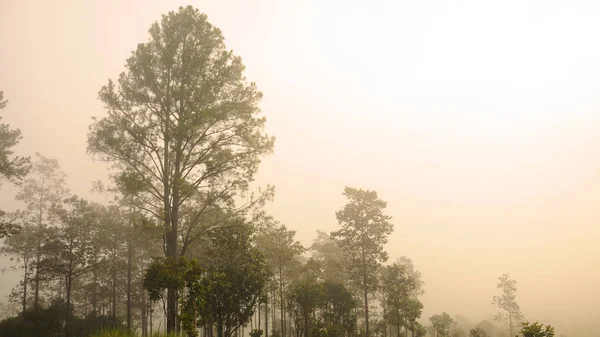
[0,5,558,337]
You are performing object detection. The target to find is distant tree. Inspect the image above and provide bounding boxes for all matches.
[473,321,495,337]
[429,313,454,337]
[451,327,466,337]
[0,216,36,314]
[519,322,555,337]
[468,327,488,337]
[47,196,100,337]
[309,230,348,285]
[0,91,30,184]
[15,153,68,311]
[331,187,394,337]
[87,6,274,332]
[492,274,524,337]
[255,219,304,337]
[381,262,422,337]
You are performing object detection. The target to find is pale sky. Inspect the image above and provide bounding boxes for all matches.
[1,0,600,335]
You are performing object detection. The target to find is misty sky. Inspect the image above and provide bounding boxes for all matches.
[1,0,600,333]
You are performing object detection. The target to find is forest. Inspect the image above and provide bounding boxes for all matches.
[0,5,568,337]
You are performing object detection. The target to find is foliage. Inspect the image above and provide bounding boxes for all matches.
[0,210,21,238]
[429,312,454,337]
[320,281,357,337]
[474,321,495,337]
[145,222,269,337]
[331,187,394,337]
[250,329,265,337]
[254,217,305,337]
[0,302,125,337]
[286,279,358,337]
[9,153,68,312]
[309,230,347,285]
[468,327,488,337]
[0,90,31,184]
[381,259,423,331]
[520,322,555,337]
[492,274,524,337]
[199,223,270,337]
[87,6,274,332]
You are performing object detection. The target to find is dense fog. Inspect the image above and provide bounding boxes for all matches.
[0,1,598,337]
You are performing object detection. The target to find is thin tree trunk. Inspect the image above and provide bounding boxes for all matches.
[33,250,41,311]
[33,173,46,312]
[265,297,269,337]
[65,270,73,337]
[272,288,276,333]
[150,304,153,336]
[127,236,133,330]
[22,260,28,314]
[112,256,117,324]
[362,248,369,337]
[279,268,285,337]
[508,309,513,337]
[363,282,369,337]
[141,277,148,337]
[92,266,98,316]
[163,104,177,333]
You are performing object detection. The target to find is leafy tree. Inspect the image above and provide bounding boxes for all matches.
[411,322,427,337]
[381,262,422,337]
[288,280,321,337]
[519,322,555,337]
[468,327,488,337]
[146,221,269,337]
[429,313,454,337]
[0,91,30,184]
[492,274,524,337]
[320,281,357,337]
[87,6,274,332]
[331,187,394,337]
[199,222,270,337]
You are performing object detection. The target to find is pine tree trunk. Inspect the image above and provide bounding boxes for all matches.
[280,269,285,337]
[33,250,41,311]
[265,298,269,337]
[22,259,28,314]
[92,266,98,316]
[363,281,369,337]
[141,281,148,337]
[112,258,117,324]
[65,270,73,337]
[127,237,133,330]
